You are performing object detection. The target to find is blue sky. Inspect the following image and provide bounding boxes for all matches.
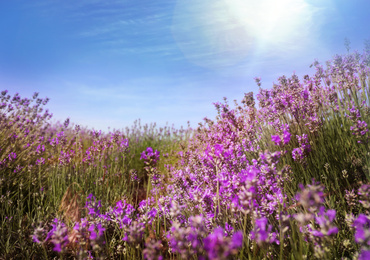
[1,0,369,131]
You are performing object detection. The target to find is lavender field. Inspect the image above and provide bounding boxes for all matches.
[1,50,370,259]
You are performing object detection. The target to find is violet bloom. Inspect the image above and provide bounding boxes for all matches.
[36,157,45,165]
[296,183,325,213]
[167,215,208,258]
[358,185,370,209]
[203,228,243,260]
[350,120,369,143]
[88,222,106,250]
[88,223,105,241]
[359,250,370,260]
[292,134,311,164]
[141,147,160,165]
[250,217,278,246]
[271,135,281,146]
[8,152,17,161]
[353,214,370,247]
[143,239,163,260]
[47,218,69,253]
[123,221,145,246]
[283,130,291,145]
[32,225,46,244]
[106,199,134,228]
[311,207,338,237]
[85,194,102,217]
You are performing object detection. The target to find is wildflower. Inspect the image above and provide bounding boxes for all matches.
[345,189,358,208]
[85,194,102,217]
[167,216,208,258]
[297,182,325,213]
[35,157,45,165]
[254,77,262,87]
[311,207,338,237]
[47,218,69,252]
[359,250,370,260]
[242,92,255,106]
[292,134,311,164]
[283,130,291,145]
[32,225,46,244]
[8,152,17,162]
[143,239,163,260]
[63,118,70,128]
[350,120,369,143]
[88,223,106,251]
[271,135,281,146]
[250,217,278,246]
[140,147,160,164]
[123,221,145,246]
[358,184,370,209]
[342,169,348,178]
[203,228,243,260]
[353,214,370,247]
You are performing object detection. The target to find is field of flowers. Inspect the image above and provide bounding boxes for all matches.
[1,49,370,259]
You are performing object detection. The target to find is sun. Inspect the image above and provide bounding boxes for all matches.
[172,0,317,69]
[226,0,314,45]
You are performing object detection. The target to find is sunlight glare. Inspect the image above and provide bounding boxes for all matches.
[172,0,317,69]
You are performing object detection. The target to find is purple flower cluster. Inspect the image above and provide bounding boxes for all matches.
[33,218,69,253]
[141,147,160,165]
[358,184,370,210]
[271,123,291,147]
[23,49,370,258]
[353,214,370,259]
[167,215,243,259]
[250,217,278,246]
[203,228,243,260]
[292,134,311,164]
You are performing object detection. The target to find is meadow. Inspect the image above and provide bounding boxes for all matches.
[0,49,369,259]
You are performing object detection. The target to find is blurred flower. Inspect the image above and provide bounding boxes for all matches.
[353,214,370,247]
[203,228,243,260]
[250,217,278,246]
[358,185,370,209]
[143,239,163,260]
[47,218,69,253]
[296,182,325,213]
[123,221,145,246]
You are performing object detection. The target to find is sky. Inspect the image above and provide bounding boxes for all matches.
[0,0,369,132]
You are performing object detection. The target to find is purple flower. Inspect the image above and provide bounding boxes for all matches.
[230,231,244,249]
[310,207,338,237]
[203,228,243,260]
[47,218,69,253]
[141,147,160,165]
[292,134,311,164]
[283,130,291,145]
[359,250,370,260]
[8,152,17,161]
[123,221,145,246]
[358,185,370,209]
[88,222,106,248]
[203,228,229,259]
[296,183,325,213]
[353,214,370,246]
[35,157,45,165]
[32,226,46,244]
[271,135,281,146]
[250,217,278,246]
[85,194,102,217]
[143,240,163,260]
